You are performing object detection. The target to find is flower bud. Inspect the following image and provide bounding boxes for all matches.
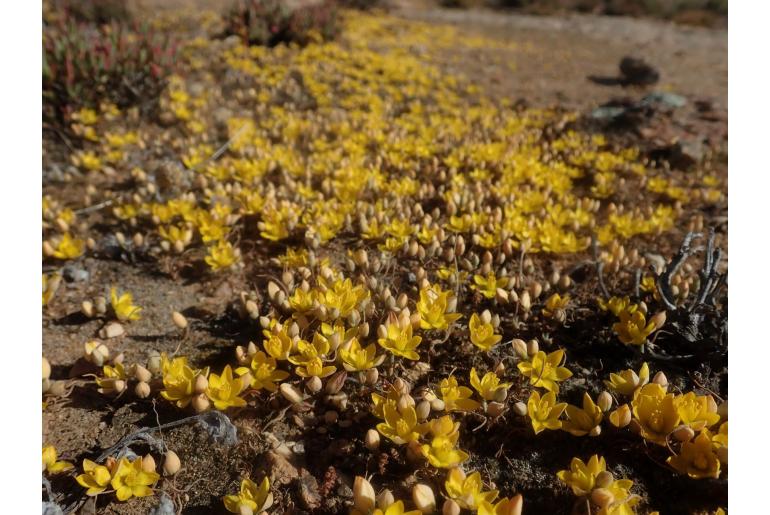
[142,454,156,473]
[280,383,304,404]
[325,371,347,394]
[163,450,181,476]
[42,357,51,381]
[650,311,666,329]
[238,504,254,515]
[416,400,431,421]
[609,404,631,428]
[526,339,539,357]
[81,300,95,318]
[597,391,613,412]
[487,402,505,417]
[377,489,395,510]
[430,398,446,412]
[513,401,528,417]
[364,368,379,385]
[672,425,695,442]
[172,311,188,330]
[520,291,531,311]
[442,499,461,515]
[595,471,614,489]
[511,339,528,360]
[353,476,376,513]
[135,381,151,398]
[306,375,323,394]
[147,351,162,374]
[717,400,728,419]
[194,374,209,394]
[529,281,543,299]
[591,488,615,509]
[365,429,380,451]
[412,484,436,513]
[192,393,210,413]
[652,371,668,388]
[134,365,152,383]
[493,388,508,403]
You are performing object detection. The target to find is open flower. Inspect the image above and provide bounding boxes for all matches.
[206,365,247,410]
[469,367,511,402]
[517,349,573,393]
[613,306,656,345]
[676,392,720,431]
[667,431,721,479]
[236,351,289,392]
[421,433,469,468]
[224,477,273,514]
[478,495,523,515]
[597,296,631,317]
[542,293,569,319]
[439,376,481,412]
[376,402,423,444]
[205,240,239,271]
[445,467,498,510]
[378,317,423,360]
[110,457,160,501]
[604,363,649,396]
[631,383,680,445]
[43,445,73,474]
[160,356,207,409]
[469,313,502,351]
[76,459,113,496]
[373,500,422,515]
[471,272,507,299]
[110,287,142,321]
[50,233,85,260]
[562,392,603,436]
[527,390,566,434]
[416,285,461,330]
[556,455,606,496]
[340,337,382,372]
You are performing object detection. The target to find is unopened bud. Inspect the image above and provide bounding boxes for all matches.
[280,383,304,404]
[526,339,539,357]
[416,400,431,421]
[163,450,181,476]
[511,339,528,360]
[306,375,323,393]
[412,484,436,513]
[597,391,613,412]
[513,401,528,417]
[442,499,461,515]
[142,454,156,473]
[365,429,380,451]
[192,393,210,412]
[172,311,188,330]
[377,489,395,510]
[673,425,695,442]
[652,371,668,387]
[134,365,152,383]
[135,381,151,398]
[591,488,615,509]
[353,476,376,513]
[609,404,632,428]
[194,374,208,394]
[595,470,614,489]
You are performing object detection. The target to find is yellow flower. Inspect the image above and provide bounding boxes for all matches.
[110,457,160,501]
[160,356,207,409]
[43,272,61,306]
[469,367,511,402]
[110,287,142,321]
[556,455,606,495]
[542,293,569,318]
[528,390,566,434]
[597,479,639,515]
[421,433,469,468]
[43,445,73,474]
[378,318,423,360]
[468,313,502,351]
[471,272,507,299]
[597,296,631,317]
[224,477,273,513]
[712,421,728,449]
[667,431,721,479]
[76,459,113,496]
[205,240,239,271]
[439,376,481,412]
[478,496,523,515]
[631,383,680,445]
[206,365,247,410]
[517,350,573,393]
[613,306,656,345]
[416,285,461,330]
[263,326,293,360]
[340,337,382,372]
[51,233,85,260]
[289,334,336,378]
[236,351,289,392]
[604,363,649,396]
[676,392,720,431]
[376,401,423,444]
[372,500,422,515]
[562,392,603,436]
[445,467,498,510]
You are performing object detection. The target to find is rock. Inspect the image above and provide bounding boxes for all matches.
[267,451,299,486]
[62,265,89,283]
[296,469,322,510]
[640,92,686,108]
[99,322,125,339]
[619,56,659,86]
